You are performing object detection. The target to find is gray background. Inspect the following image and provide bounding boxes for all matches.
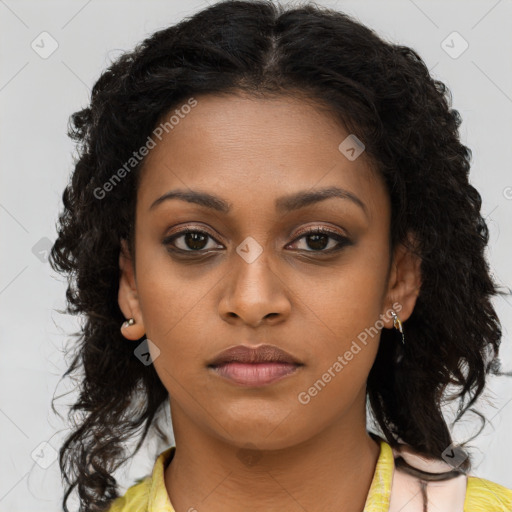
[1,0,511,510]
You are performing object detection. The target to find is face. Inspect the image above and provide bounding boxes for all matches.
[118,93,421,450]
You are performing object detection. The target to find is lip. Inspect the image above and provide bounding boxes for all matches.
[207,344,302,366]
[210,362,301,387]
[207,344,303,387]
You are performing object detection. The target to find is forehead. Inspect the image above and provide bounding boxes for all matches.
[136,93,387,219]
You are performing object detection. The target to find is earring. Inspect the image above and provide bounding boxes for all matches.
[122,318,135,329]
[390,310,405,345]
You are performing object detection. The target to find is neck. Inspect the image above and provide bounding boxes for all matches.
[165,399,381,512]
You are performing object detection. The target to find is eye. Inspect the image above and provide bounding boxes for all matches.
[163,229,223,253]
[287,227,352,253]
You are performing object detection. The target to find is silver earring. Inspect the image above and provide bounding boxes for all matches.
[390,310,405,345]
[122,318,135,329]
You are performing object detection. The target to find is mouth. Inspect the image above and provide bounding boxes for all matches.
[207,344,304,387]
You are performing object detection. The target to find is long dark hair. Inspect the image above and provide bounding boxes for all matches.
[49,1,509,510]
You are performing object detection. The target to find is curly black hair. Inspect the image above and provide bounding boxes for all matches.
[49,1,510,510]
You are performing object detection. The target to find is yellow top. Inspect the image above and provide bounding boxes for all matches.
[106,440,512,512]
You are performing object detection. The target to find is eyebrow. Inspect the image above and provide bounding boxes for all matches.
[149,186,368,216]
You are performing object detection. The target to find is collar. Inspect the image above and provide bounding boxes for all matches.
[147,439,394,512]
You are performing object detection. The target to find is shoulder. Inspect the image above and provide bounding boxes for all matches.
[104,446,176,512]
[464,476,512,512]
[105,477,151,512]
[387,438,512,512]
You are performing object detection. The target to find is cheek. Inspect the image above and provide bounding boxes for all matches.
[293,242,388,382]
[135,238,211,334]
[297,249,388,337]
[134,253,214,387]
[294,270,384,416]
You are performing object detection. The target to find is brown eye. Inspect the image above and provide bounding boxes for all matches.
[163,229,222,252]
[288,228,352,253]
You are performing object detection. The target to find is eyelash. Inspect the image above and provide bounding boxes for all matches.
[163,226,351,255]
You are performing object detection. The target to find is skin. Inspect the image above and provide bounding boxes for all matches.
[118,93,422,512]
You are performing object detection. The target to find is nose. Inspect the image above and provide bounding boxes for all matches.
[218,250,291,328]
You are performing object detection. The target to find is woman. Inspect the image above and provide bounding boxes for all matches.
[49,1,512,511]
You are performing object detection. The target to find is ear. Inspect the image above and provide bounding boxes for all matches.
[382,232,422,327]
[118,238,146,340]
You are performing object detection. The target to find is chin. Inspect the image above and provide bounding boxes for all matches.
[214,412,313,451]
